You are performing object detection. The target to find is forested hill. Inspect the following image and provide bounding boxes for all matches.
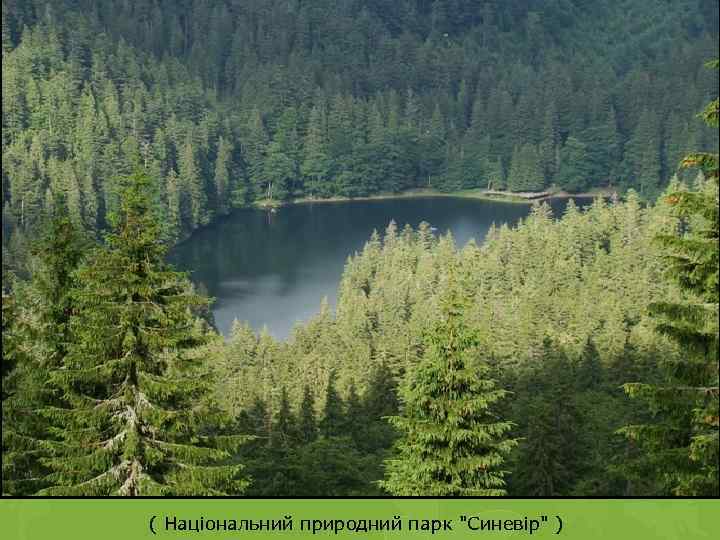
[2,0,719,246]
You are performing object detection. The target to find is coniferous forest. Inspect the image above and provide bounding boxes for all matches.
[2,1,719,497]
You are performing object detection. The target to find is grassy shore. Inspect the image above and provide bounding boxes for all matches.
[252,186,613,209]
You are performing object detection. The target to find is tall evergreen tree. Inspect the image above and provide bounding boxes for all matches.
[508,144,544,192]
[509,341,584,496]
[36,171,248,495]
[623,64,719,496]
[381,279,517,496]
[301,106,330,198]
[179,137,209,229]
[623,108,662,197]
[298,384,318,444]
[556,136,593,192]
[2,200,87,495]
[319,370,345,438]
[213,136,232,216]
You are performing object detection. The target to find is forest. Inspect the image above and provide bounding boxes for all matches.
[1,1,719,497]
[2,0,718,248]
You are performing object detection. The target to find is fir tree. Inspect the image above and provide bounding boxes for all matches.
[271,386,296,449]
[37,171,248,496]
[556,136,593,192]
[319,370,344,438]
[380,279,517,496]
[509,341,584,496]
[213,136,232,216]
[623,64,719,496]
[508,144,544,192]
[577,339,603,391]
[2,200,87,495]
[301,106,330,198]
[299,385,318,444]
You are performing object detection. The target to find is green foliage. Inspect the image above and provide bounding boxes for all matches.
[2,0,717,246]
[623,62,719,496]
[508,341,583,496]
[556,137,593,191]
[298,385,318,444]
[35,171,248,496]
[381,280,517,496]
[508,144,544,192]
[2,201,87,495]
[320,371,345,439]
[2,2,719,498]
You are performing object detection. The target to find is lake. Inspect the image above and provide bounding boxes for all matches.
[169,196,588,338]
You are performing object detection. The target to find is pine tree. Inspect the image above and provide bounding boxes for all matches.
[37,171,248,496]
[508,144,544,192]
[380,279,517,496]
[2,199,87,495]
[319,370,345,438]
[301,106,330,198]
[556,136,593,192]
[213,136,232,216]
[623,108,662,197]
[271,386,296,449]
[509,341,584,496]
[623,63,719,496]
[299,385,318,444]
[179,137,209,229]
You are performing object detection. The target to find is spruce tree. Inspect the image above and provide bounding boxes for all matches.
[380,279,517,496]
[301,106,330,198]
[508,144,544,192]
[361,361,399,454]
[37,171,248,496]
[344,381,364,447]
[623,63,719,496]
[1,288,24,494]
[623,108,662,197]
[299,385,318,444]
[484,157,505,190]
[271,386,296,449]
[319,370,345,438]
[556,136,593,192]
[213,136,232,216]
[179,137,209,229]
[577,339,603,391]
[509,341,583,496]
[2,200,87,495]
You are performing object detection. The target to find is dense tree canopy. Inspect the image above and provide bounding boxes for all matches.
[2,0,718,252]
[1,1,718,498]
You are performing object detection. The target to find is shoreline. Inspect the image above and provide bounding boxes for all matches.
[252,187,614,209]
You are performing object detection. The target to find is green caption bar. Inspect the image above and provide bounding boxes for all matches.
[1,499,717,539]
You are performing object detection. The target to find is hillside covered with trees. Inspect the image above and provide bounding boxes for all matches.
[1,1,718,497]
[2,0,718,247]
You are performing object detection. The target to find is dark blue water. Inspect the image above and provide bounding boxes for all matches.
[169,196,586,338]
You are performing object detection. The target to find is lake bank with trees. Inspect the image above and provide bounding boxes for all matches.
[252,186,615,209]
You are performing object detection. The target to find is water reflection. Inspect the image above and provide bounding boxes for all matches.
[169,197,589,338]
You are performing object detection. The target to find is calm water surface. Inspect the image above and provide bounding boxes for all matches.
[169,197,587,338]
